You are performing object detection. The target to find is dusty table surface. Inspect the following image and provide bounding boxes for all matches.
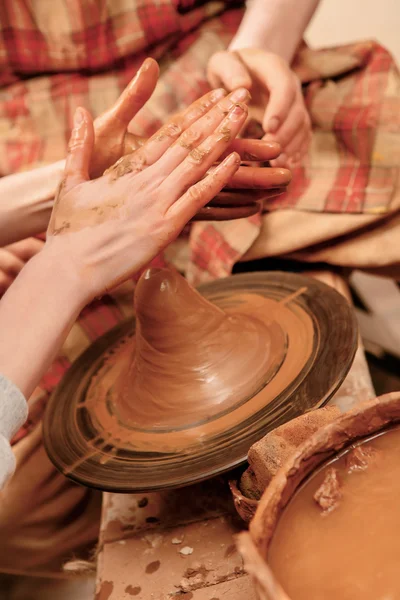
[95,271,375,600]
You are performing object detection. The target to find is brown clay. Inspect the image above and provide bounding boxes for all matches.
[43,270,357,492]
[101,267,285,429]
[231,405,341,521]
[238,392,400,600]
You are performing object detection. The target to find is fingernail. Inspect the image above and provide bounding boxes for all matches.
[211,88,227,102]
[224,152,240,167]
[231,88,250,102]
[140,57,153,72]
[267,117,280,133]
[229,103,246,121]
[74,107,84,127]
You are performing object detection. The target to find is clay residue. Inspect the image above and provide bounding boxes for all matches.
[104,155,134,180]
[145,560,160,574]
[51,221,71,235]
[125,585,141,596]
[189,146,211,164]
[217,125,231,143]
[179,128,202,150]
[314,467,342,513]
[95,581,114,600]
[154,122,182,142]
[104,152,147,180]
[346,445,377,473]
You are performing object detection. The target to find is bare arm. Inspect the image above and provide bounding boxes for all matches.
[229,0,321,62]
[0,250,83,398]
[0,161,64,246]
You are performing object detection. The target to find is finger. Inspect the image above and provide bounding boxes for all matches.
[192,203,260,221]
[123,132,147,154]
[152,88,250,176]
[105,88,228,178]
[261,68,299,135]
[218,139,281,162]
[268,97,310,150]
[160,103,248,203]
[5,238,44,261]
[209,187,287,205]
[0,249,25,276]
[206,164,291,189]
[284,128,310,166]
[106,58,159,127]
[167,152,241,226]
[0,272,14,296]
[63,107,94,193]
[207,51,252,90]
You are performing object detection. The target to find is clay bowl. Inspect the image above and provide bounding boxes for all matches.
[237,391,400,600]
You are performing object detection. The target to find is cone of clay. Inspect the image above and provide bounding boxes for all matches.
[115,268,274,429]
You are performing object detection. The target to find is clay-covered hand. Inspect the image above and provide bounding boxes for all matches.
[46,94,249,301]
[90,57,290,206]
[207,49,311,167]
[112,86,291,217]
[89,58,159,179]
[0,237,44,296]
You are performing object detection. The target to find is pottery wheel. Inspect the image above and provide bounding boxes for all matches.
[43,271,357,493]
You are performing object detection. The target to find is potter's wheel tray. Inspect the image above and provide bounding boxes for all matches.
[43,271,357,492]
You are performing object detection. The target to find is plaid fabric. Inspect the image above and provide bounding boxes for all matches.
[0,2,398,437]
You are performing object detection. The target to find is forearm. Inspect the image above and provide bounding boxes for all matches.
[0,249,85,398]
[229,0,320,62]
[0,160,65,246]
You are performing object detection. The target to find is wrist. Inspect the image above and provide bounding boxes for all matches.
[28,246,89,315]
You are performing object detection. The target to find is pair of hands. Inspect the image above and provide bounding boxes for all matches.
[43,59,292,304]
[1,58,291,297]
[208,48,311,168]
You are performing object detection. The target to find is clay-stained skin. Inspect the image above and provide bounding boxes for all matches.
[268,428,400,600]
[115,267,275,428]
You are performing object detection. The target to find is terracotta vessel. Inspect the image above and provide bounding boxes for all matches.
[237,391,400,600]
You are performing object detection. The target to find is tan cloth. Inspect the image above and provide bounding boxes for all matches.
[0,424,101,576]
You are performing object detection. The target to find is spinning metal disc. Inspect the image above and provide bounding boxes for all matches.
[43,272,357,493]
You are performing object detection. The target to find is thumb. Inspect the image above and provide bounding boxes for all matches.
[260,63,297,134]
[207,51,252,91]
[63,107,94,193]
[108,58,159,128]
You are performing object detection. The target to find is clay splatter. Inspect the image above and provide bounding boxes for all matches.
[145,560,161,574]
[95,581,113,600]
[138,497,148,508]
[125,585,141,596]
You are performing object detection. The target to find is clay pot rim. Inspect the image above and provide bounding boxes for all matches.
[249,391,400,557]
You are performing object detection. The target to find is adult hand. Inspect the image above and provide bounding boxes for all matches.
[91,58,290,198]
[0,238,44,296]
[89,58,159,179]
[46,91,250,301]
[207,49,311,167]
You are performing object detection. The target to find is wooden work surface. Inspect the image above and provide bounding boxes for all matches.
[95,272,375,600]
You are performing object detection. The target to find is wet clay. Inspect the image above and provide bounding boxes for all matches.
[110,267,278,428]
[83,269,314,454]
[268,427,400,600]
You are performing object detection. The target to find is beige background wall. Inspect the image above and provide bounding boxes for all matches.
[306,0,400,63]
